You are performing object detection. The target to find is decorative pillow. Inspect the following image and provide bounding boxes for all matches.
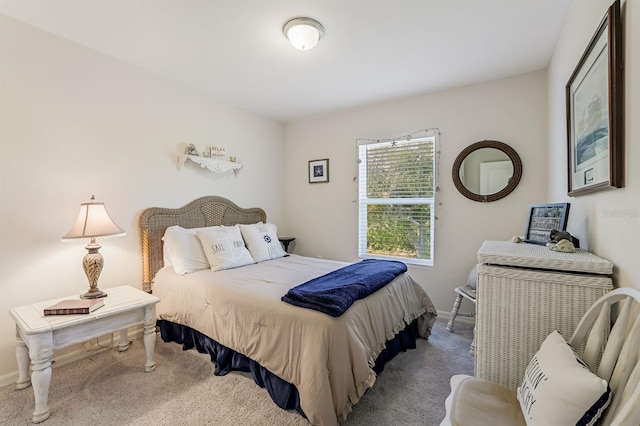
[467,263,478,290]
[196,225,254,271]
[517,330,611,426]
[239,222,286,263]
[161,225,209,275]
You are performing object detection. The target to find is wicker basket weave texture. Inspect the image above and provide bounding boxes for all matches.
[475,253,613,390]
[139,196,266,292]
[477,240,613,275]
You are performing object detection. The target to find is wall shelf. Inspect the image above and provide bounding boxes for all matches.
[178,154,242,175]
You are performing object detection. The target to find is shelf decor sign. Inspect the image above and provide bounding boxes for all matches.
[566,0,623,196]
[210,146,226,160]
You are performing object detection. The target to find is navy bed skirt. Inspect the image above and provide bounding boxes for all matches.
[157,318,421,419]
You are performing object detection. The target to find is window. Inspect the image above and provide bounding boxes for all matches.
[358,134,436,266]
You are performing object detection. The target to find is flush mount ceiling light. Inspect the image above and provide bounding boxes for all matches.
[283,17,324,51]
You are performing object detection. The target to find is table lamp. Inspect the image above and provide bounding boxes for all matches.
[62,195,126,299]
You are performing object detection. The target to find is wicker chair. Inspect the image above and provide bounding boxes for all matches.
[441,287,640,426]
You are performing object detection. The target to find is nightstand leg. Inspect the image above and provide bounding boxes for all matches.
[118,328,131,352]
[143,305,156,372]
[29,340,53,424]
[15,334,31,390]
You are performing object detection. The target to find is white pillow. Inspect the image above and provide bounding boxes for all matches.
[196,225,254,271]
[239,222,286,263]
[163,243,173,268]
[161,225,209,275]
[517,330,611,426]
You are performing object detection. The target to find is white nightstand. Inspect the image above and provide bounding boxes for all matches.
[9,285,160,423]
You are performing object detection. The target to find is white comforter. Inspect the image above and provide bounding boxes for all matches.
[153,254,437,426]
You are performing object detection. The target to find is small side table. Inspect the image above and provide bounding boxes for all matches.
[9,286,160,423]
[278,236,296,253]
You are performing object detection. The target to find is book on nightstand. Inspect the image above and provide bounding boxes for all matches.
[43,299,104,316]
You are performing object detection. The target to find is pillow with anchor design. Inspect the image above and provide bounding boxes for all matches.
[239,222,286,263]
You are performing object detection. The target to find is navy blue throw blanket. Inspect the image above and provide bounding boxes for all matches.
[281,259,408,317]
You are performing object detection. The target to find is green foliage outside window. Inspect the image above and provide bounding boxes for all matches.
[366,204,431,259]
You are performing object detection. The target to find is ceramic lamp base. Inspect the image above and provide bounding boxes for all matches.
[80,289,108,299]
[82,240,108,299]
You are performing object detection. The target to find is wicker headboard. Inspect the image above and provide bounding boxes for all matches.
[139,196,266,292]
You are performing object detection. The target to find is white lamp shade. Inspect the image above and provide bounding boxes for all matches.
[283,18,324,51]
[62,199,126,240]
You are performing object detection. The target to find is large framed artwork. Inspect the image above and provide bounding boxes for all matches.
[524,203,571,245]
[566,0,623,196]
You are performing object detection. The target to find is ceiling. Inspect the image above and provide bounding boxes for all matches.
[0,0,571,123]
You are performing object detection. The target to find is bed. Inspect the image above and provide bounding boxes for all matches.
[139,196,437,426]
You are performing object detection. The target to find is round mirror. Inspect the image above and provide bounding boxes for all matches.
[452,140,522,202]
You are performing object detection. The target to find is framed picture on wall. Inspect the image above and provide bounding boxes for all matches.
[566,0,623,196]
[309,159,329,183]
[524,203,571,245]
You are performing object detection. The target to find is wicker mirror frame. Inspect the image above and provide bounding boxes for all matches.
[452,140,522,202]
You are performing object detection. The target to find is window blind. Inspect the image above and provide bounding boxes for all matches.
[358,136,436,266]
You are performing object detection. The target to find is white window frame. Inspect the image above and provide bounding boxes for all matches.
[358,134,436,267]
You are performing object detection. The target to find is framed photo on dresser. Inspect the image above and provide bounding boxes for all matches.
[524,203,570,245]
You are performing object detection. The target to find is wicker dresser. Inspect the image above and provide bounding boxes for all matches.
[474,240,613,389]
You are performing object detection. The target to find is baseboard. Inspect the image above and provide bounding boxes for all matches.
[0,328,144,389]
[436,309,475,325]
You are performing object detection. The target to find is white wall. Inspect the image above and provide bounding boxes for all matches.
[0,16,285,378]
[284,71,548,311]
[547,0,639,290]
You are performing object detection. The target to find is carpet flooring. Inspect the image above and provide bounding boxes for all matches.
[0,317,474,426]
